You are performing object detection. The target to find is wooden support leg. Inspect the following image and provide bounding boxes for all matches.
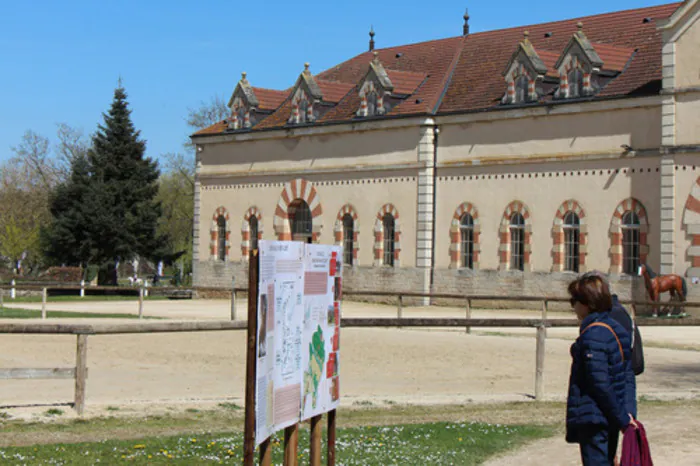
[74,334,88,415]
[310,415,322,466]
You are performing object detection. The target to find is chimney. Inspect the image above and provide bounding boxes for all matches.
[463,8,470,35]
[369,26,375,51]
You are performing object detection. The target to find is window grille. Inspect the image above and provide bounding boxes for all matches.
[217,216,227,261]
[563,212,580,272]
[249,216,259,252]
[383,214,395,267]
[342,214,354,266]
[510,213,525,271]
[460,214,474,269]
[621,211,641,275]
[289,200,313,243]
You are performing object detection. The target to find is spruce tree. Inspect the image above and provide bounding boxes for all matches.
[43,84,164,284]
[87,85,163,284]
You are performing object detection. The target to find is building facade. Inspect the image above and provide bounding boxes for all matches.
[191,2,700,303]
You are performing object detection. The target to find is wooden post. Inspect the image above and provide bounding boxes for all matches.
[138,286,144,319]
[259,438,272,466]
[243,250,259,466]
[535,324,546,401]
[284,424,299,466]
[465,298,472,334]
[42,288,47,319]
[74,334,88,415]
[327,409,336,466]
[310,415,322,466]
[397,295,403,323]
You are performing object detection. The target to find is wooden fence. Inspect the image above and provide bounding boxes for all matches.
[1,313,699,415]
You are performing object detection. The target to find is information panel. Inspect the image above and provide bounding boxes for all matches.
[255,240,342,445]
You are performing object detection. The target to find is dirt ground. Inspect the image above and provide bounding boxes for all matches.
[1,299,700,464]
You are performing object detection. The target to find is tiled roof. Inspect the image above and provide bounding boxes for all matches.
[193,2,681,137]
[439,2,680,112]
[252,87,288,111]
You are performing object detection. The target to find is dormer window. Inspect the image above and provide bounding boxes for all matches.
[356,53,394,118]
[290,89,315,124]
[502,32,548,105]
[554,23,604,100]
[229,97,251,130]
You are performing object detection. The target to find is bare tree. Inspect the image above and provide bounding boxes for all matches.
[55,123,90,179]
[186,94,229,130]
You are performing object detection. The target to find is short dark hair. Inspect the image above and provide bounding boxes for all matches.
[568,274,612,313]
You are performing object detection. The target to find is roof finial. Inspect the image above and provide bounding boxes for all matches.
[523,30,530,40]
[463,8,470,36]
[241,71,247,82]
[304,62,310,73]
[372,51,379,64]
[577,21,584,31]
[369,25,375,51]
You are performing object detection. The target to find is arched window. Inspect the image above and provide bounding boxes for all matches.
[249,216,259,252]
[563,212,580,272]
[515,75,529,103]
[460,213,474,269]
[342,214,354,266]
[383,213,395,267]
[510,213,525,271]
[289,199,312,243]
[622,211,641,275]
[217,215,227,261]
[568,68,584,98]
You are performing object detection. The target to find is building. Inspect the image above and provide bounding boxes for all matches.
[191,2,700,303]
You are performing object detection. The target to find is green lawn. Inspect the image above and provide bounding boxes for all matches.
[0,307,155,319]
[0,421,553,465]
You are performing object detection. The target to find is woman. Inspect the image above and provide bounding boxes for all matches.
[566,274,638,465]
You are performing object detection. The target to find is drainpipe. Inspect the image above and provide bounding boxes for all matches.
[430,125,439,297]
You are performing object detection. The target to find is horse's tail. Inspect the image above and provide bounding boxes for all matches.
[681,276,688,301]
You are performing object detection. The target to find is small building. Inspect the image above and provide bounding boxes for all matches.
[191,2,700,302]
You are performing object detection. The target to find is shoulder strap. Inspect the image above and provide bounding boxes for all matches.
[582,322,624,362]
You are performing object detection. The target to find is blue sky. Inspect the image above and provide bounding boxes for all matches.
[0,1,669,165]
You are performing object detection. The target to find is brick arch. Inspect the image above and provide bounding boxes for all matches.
[449,202,481,269]
[682,176,700,277]
[210,206,231,260]
[374,204,401,267]
[552,200,588,272]
[609,198,649,275]
[241,206,263,259]
[273,179,323,242]
[334,204,360,265]
[498,201,532,271]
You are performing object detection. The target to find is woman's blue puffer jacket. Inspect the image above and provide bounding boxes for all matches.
[566,311,637,443]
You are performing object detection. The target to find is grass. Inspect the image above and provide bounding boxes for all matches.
[0,307,158,319]
[44,409,64,417]
[0,420,553,465]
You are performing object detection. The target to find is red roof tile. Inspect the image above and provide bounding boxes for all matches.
[252,87,288,111]
[193,2,681,137]
[317,80,355,103]
[386,70,428,95]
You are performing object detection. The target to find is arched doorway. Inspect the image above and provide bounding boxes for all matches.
[289,199,312,243]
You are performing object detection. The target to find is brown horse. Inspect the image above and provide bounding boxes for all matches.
[639,264,687,317]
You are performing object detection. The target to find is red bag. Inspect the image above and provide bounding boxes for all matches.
[620,419,653,466]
